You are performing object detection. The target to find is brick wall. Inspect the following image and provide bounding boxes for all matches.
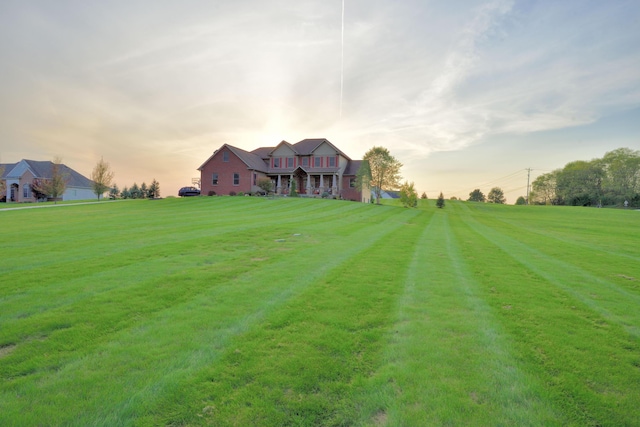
[200,148,253,196]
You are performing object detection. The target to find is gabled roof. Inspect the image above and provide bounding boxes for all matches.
[2,160,93,188]
[198,144,268,172]
[0,163,18,179]
[268,140,296,156]
[292,139,352,160]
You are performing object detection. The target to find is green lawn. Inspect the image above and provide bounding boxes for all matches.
[1,197,639,426]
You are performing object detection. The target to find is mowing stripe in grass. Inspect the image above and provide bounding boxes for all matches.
[449,201,640,426]
[0,200,421,425]
[137,208,430,426]
[454,202,640,337]
[352,209,562,426]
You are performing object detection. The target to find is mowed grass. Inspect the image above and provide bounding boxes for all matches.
[1,197,639,426]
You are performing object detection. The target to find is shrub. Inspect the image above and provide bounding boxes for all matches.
[229,191,237,196]
[237,192,244,197]
[208,191,216,196]
[321,192,329,199]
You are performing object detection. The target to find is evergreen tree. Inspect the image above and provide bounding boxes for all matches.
[436,192,445,208]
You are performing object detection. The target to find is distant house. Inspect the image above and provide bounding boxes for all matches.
[1,159,95,203]
[198,139,371,202]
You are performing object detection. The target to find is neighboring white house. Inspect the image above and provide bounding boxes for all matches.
[0,159,96,202]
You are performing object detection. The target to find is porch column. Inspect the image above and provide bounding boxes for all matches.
[320,174,324,192]
[277,175,282,194]
[306,174,311,195]
[332,174,337,194]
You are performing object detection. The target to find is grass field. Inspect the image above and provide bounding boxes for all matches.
[1,197,639,426]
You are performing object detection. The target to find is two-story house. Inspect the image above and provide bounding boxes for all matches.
[198,139,370,202]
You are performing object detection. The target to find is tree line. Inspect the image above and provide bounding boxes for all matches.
[530,147,639,207]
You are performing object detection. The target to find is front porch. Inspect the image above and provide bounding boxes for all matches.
[271,168,340,197]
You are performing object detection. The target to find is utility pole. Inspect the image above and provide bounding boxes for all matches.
[526,168,532,205]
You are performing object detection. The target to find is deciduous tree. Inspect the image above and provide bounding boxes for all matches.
[468,189,485,202]
[360,146,402,204]
[399,181,418,207]
[487,187,506,204]
[515,196,526,205]
[91,157,115,200]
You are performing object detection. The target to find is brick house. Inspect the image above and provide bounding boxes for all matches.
[1,159,96,203]
[198,139,371,202]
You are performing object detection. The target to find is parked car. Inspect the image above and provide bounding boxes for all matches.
[178,186,200,197]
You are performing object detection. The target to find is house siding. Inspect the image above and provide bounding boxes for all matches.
[200,147,253,196]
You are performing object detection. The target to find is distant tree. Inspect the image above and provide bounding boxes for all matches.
[556,160,604,206]
[436,192,445,208]
[91,157,115,200]
[420,192,427,199]
[31,179,49,201]
[399,181,418,207]
[289,179,298,197]
[109,184,120,200]
[600,147,640,205]
[120,186,131,199]
[257,178,273,194]
[531,171,559,205]
[129,183,141,199]
[140,182,148,199]
[31,157,68,203]
[468,189,485,202]
[487,187,506,204]
[148,179,160,198]
[450,196,458,200]
[361,146,402,204]
[515,196,527,205]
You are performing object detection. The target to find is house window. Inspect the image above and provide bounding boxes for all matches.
[273,158,280,168]
[23,185,31,198]
[302,157,309,167]
[233,173,240,186]
[328,156,336,167]
[253,173,257,185]
[223,151,229,162]
[314,157,321,167]
[350,178,357,188]
[212,173,219,185]
[287,157,294,168]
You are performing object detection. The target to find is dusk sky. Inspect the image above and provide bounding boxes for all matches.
[1,0,639,202]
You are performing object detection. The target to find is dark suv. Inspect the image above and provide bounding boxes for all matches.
[178,186,201,197]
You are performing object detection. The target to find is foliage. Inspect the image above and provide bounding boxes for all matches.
[91,157,115,200]
[556,160,604,206]
[109,184,120,200]
[361,146,402,204]
[30,179,50,201]
[30,157,69,203]
[256,177,274,194]
[530,148,640,207]
[515,196,526,205]
[140,182,148,199]
[531,170,559,205]
[487,187,506,204]
[148,179,160,198]
[420,192,427,199]
[468,189,485,202]
[436,192,445,208]
[289,179,298,197]
[399,181,418,207]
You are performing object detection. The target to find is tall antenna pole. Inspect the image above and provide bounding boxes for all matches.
[526,168,532,205]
